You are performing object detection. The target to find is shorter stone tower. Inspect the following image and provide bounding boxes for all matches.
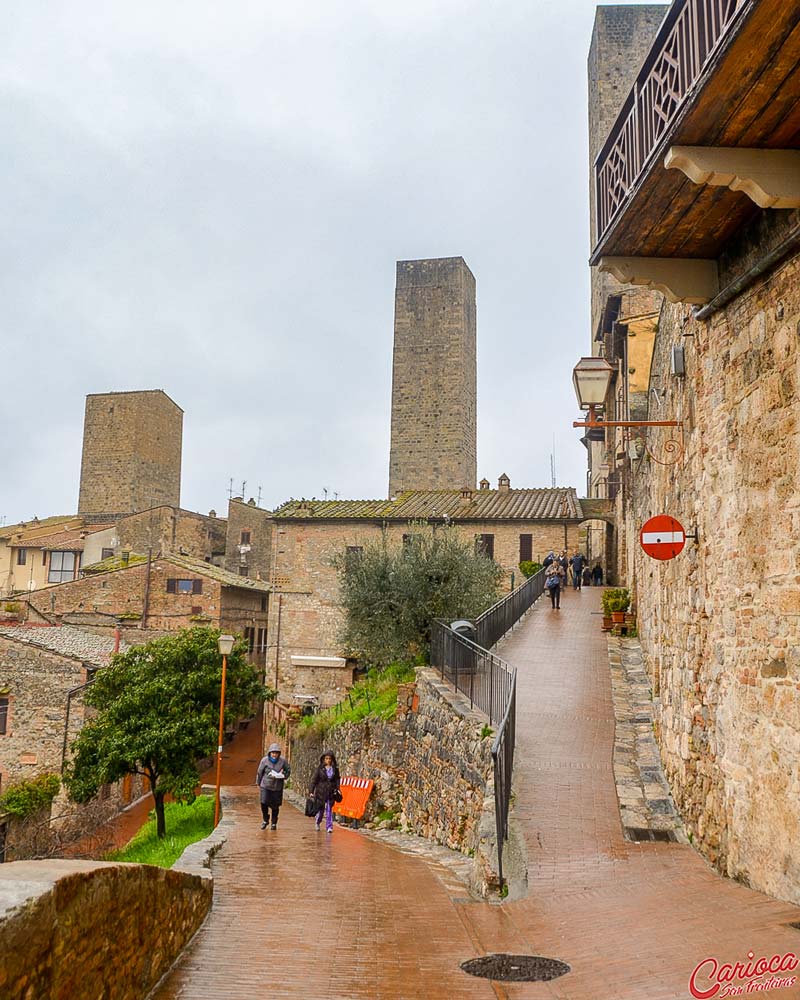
[388,257,477,497]
[77,389,183,516]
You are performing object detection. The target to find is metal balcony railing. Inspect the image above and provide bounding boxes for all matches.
[595,0,746,242]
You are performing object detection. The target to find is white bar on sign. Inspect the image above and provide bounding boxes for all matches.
[642,531,684,544]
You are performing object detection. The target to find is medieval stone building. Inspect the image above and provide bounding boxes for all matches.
[587,0,800,904]
[388,257,477,497]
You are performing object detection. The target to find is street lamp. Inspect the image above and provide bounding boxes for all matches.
[214,634,235,827]
[571,357,683,465]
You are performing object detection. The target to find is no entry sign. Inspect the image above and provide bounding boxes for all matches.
[640,514,686,561]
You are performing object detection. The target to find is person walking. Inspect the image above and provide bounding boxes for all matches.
[310,750,340,833]
[592,562,604,586]
[256,742,291,830]
[545,559,561,609]
[570,551,586,590]
[558,551,569,593]
[582,565,592,588]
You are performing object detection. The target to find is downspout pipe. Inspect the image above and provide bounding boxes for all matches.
[694,221,800,321]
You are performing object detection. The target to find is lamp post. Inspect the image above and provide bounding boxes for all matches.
[214,634,235,827]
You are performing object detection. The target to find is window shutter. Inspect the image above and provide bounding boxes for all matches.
[192,579,203,595]
[519,534,532,563]
[166,579,177,594]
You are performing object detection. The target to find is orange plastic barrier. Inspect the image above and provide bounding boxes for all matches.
[332,776,374,820]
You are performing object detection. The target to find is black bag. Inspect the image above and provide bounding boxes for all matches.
[304,796,318,817]
[333,789,343,803]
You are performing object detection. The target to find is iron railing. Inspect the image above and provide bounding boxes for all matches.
[476,567,545,649]
[430,569,545,887]
[594,0,746,242]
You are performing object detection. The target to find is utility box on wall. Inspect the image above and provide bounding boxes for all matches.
[671,345,686,377]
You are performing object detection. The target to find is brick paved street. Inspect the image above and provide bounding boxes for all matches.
[154,588,800,1000]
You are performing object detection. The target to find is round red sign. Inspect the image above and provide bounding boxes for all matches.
[640,514,686,561]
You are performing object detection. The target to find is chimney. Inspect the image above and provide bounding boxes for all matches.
[498,473,511,493]
[479,478,490,490]
[459,486,473,508]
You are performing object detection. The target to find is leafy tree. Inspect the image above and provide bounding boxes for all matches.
[64,627,267,838]
[332,525,503,669]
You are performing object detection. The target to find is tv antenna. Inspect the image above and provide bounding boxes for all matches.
[550,435,557,487]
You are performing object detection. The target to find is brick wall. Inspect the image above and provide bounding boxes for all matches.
[77,390,183,515]
[0,860,211,999]
[388,258,477,496]
[625,230,800,904]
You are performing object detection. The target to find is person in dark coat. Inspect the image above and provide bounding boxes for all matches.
[592,563,604,586]
[309,750,340,833]
[256,742,291,830]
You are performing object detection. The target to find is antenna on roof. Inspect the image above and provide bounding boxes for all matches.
[334,492,339,500]
[257,486,263,507]
[323,487,328,500]
[551,435,557,488]
[241,480,247,497]
[228,478,234,500]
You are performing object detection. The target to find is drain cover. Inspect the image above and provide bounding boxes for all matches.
[461,954,570,982]
[625,826,677,843]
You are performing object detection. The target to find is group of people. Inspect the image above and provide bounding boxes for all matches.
[256,743,341,833]
[543,550,603,609]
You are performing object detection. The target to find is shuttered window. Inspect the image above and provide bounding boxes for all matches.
[519,534,532,563]
[166,578,203,594]
[475,534,495,560]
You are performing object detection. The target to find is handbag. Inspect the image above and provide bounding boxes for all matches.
[304,796,318,817]
[333,789,343,803]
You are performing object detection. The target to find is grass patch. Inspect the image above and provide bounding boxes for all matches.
[300,662,416,734]
[105,795,214,868]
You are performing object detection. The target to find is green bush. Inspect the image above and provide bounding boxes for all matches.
[518,561,543,578]
[0,773,60,819]
[300,662,416,736]
[602,588,630,615]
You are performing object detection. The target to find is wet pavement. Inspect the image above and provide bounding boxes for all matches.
[152,587,800,1000]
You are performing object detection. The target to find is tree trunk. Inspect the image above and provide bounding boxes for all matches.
[153,789,166,839]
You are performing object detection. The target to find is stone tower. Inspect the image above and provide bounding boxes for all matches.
[77,390,183,516]
[388,257,477,497]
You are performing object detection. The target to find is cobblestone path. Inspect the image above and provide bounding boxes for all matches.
[154,588,800,1000]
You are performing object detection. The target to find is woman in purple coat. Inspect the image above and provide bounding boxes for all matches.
[309,750,340,833]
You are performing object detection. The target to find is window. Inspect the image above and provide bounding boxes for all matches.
[239,566,249,576]
[240,530,251,545]
[257,627,267,653]
[402,534,419,547]
[166,579,203,594]
[48,551,77,584]
[0,696,8,735]
[101,548,114,560]
[244,626,256,654]
[519,534,532,563]
[16,549,26,566]
[260,595,268,612]
[42,551,47,566]
[346,545,363,567]
[475,534,495,560]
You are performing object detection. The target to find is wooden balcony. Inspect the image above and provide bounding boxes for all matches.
[591,0,800,265]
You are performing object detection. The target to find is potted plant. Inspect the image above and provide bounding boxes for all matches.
[600,588,616,631]
[608,588,630,623]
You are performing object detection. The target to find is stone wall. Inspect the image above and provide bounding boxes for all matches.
[223,498,273,581]
[625,228,800,904]
[270,520,580,696]
[0,859,211,999]
[289,668,493,855]
[78,390,183,516]
[113,506,227,563]
[388,257,477,496]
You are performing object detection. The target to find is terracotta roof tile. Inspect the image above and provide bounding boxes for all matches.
[273,488,582,521]
[0,624,126,665]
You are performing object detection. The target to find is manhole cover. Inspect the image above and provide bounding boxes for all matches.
[624,826,677,843]
[461,954,570,982]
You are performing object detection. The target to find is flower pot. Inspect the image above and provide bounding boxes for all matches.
[602,616,613,631]
[612,611,625,623]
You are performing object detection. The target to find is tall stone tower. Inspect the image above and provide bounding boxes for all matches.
[77,389,183,516]
[388,257,477,497]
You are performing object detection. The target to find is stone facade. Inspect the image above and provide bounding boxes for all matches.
[624,232,800,905]
[77,390,183,516]
[268,516,580,701]
[289,669,493,855]
[388,257,477,496]
[107,506,227,565]
[223,497,273,581]
[0,859,211,999]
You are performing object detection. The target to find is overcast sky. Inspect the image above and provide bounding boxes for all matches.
[1,0,659,525]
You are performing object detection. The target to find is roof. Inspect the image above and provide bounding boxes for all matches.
[273,488,583,522]
[0,624,126,665]
[0,515,81,543]
[159,554,271,593]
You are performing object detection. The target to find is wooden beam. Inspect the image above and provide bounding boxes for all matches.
[666,146,800,208]
[597,257,719,305]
